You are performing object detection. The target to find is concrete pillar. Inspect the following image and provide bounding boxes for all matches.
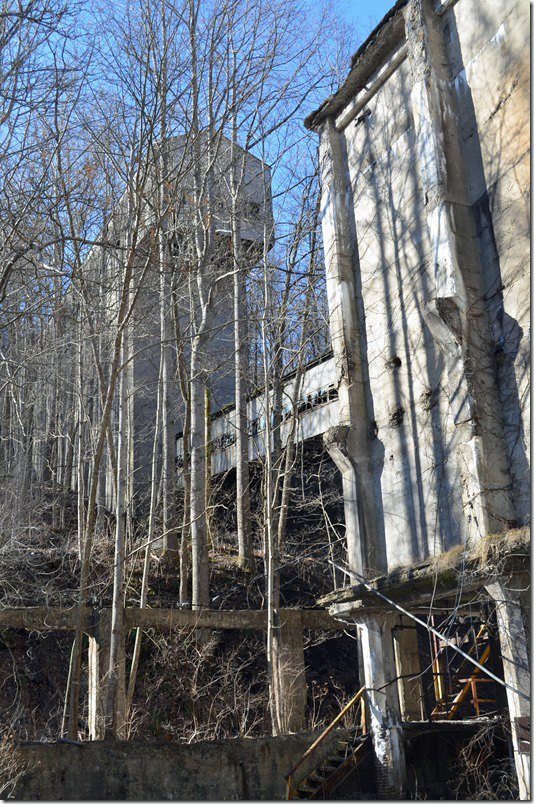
[358,615,406,798]
[392,623,424,721]
[318,118,385,576]
[324,426,364,575]
[278,610,307,733]
[404,0,515,542]
[485,579,530,800]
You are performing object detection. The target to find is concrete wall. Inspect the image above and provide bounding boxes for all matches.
[14,729,349,801]
[308,0,529,575]
[63,134,274,508]
[446,0,530,523]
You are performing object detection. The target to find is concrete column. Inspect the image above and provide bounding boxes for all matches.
[392,623,424,721]
[278,610,307,733]
[358,615,406,798]
[485,579,530,800]
[318,118,385,576]
[404,0,515,542]
[324,426,364,575]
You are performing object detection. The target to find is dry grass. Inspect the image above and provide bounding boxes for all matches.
[428,543,466,574]
[470,526,530,565]
[426,527,530,575]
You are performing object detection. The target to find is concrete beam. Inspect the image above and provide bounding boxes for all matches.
[0,607,93,633]
[0,606,344,633]
[335,44,407,132]
[1,605,344,741]
[123,607,342,632]
[305,5,406,131]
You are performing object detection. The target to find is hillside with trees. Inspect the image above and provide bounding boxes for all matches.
[0,0,360,761]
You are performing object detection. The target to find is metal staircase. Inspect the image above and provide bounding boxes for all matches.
[285,686,371,800]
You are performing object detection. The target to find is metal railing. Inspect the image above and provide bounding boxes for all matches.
[285,685,367,800]
[446,643,492,719]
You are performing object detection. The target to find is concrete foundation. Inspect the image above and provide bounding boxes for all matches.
[12,729,350,801]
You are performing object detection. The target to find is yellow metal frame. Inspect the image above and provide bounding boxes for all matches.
[285,685,367,800]
[431,623,493,720]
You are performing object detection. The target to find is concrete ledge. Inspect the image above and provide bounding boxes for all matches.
[318,533,530,613]
[13,730,352,801]
[0,607,92,632]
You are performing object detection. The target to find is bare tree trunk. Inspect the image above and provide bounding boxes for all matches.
[105,326,128,738]
[76,318,84,560]
[156,15,178,557]
[232,207,252,569]
[228,47,253,571]
[276,186,321,550]
[190,343,210,609]
[260,205,283,736]
[204,383,212,548]
[159,233,178,555]
[187,0,216,610]
[171,280,192,605]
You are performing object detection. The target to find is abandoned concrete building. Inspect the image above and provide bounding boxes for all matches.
[3,0,529,799]
[300,0,530,798]
[63,133,273,511]
[172,0,530,796]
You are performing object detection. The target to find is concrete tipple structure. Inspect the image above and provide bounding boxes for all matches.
[304,0,530,797]
[176,352,339,478]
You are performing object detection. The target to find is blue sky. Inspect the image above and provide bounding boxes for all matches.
[339,0,396,40]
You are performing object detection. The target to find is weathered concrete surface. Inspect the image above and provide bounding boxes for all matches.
[0,605,342,633]
[485,577,531,800]
[307,0,529,797]
[13,729,351,801]
[358,615,406,797]
[308,0,529,576]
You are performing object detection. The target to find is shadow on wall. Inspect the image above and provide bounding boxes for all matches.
[346,52,463,569]
[340,1,529,573]
[445,7,530,524]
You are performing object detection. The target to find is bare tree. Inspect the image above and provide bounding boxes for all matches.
[0,0,348,743]
[0,0,74,301]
